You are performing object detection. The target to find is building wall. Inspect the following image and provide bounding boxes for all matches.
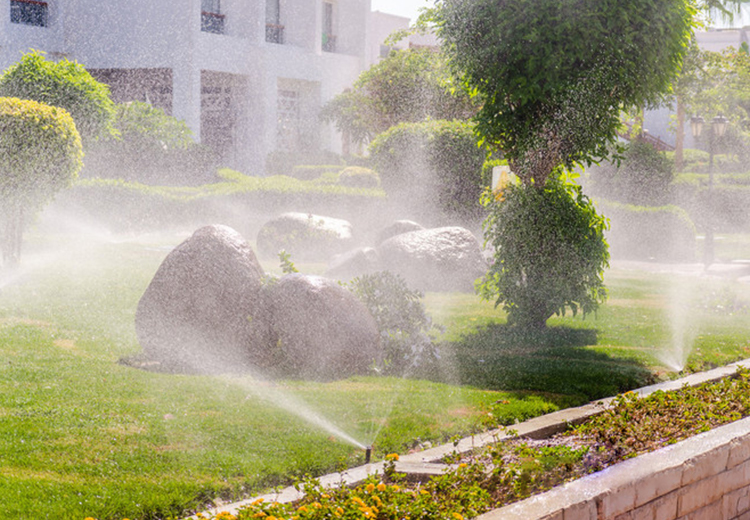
[0,0,372,176]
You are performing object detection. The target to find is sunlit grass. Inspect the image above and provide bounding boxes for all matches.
[1,228,749,519]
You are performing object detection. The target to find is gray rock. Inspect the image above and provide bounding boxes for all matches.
[262,274,382,381]
[375,220,425,245]
[377,226,487,292]
[135,225,268,373]
[256,212,354,262]
[325,247,382,281]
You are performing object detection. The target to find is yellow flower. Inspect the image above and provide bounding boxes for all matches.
[376,483,386,492]
[322,494,331,499]
[452,513,464,520]
[252,499,266,506]
[366,483,375,493]
[391,485,400,491]
[459,463,468,468]
[267,516,277,520]
[296,506,308,513]
[336,507,344,514]
[312,502,322,509]
[385,453,399,461]
[420,489,429,496]
[253,512,267,518]
[352,497,366,507]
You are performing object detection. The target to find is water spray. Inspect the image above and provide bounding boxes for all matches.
[365,445,372,464]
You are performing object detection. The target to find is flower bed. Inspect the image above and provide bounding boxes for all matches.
[192,361,750,520]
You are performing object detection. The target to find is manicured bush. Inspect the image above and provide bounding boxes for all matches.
[338,166,380,189]
[290,164,345,181]
[83,101,216,185]
[478,174,609,329]
[0,97,83,265]
[369,120,488,224]
[672,181,750,233]
[590,139,674,205]
[0,51,115,143]
[596,199,696,261]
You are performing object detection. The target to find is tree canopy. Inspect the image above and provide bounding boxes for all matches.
[0,51,115,143]
[321,47,476,146]
[435,0,696,186]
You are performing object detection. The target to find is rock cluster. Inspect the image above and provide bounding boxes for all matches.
[135,224,379,379]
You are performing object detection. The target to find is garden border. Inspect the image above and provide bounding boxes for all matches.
[192,358,750,519]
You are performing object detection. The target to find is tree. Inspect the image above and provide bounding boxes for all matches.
[321,47,476,147]
[477,175,609,329]
[435,0,694,328]
[0,97,83,267]
[0,51,115,144]
[436,0,695,186]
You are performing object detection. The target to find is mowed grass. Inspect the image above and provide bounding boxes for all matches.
[1,227,750,519]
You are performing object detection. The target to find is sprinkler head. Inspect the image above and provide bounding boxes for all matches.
[365,446,372,464]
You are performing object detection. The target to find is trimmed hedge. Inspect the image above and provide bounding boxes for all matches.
[55,172,386,235]
[369,119,489,224]
[596,199,697,261]
[672,179,750,232]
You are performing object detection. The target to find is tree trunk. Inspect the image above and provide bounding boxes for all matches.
[2,204,23,269]
[675,97,685,172]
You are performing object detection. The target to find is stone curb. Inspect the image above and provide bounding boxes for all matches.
[189,358,750,519]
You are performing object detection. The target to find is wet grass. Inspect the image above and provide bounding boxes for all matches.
[1,230,750,519]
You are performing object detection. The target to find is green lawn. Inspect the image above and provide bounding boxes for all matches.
[1,228,749,519]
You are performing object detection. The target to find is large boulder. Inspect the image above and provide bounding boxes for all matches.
[262,274,382,381]
[325,247,382,281]
[256,212,354,262]
[377,226,487,292]
[135,225,268,373]
[375,220,424,246]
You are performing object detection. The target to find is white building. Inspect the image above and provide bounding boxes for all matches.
[0,0,374,174]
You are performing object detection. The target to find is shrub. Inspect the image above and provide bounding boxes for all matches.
[0,51,115,143]
[83,101,216,185]
[338,166,380,189]
[590,139,674,205]
[265,149,344,176]
[596,200,696,261]
[478,174,610,329]
[672,181,750,233]
[0,97,83,266]
[290,164,345,181]
[347,271,439,376]
[369,120,488,224]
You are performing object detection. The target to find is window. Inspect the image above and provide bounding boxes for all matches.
[277,89,301,149]
[10,0,48,27]
[201,0,225,34]
[265,0,284,44]
[322,2,336,52]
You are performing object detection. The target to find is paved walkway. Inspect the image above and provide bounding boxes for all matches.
[611,259,750,283]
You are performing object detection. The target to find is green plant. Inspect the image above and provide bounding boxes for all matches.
[83,101,215,184]
[348,271,440,376]
[0,97,83,266]
[0,51,115,143]
[321,47,477,145]
[477,173,610,329]
[591,140,675,205]
[596,200,696,261]
[338,166,380,189]
[369,119,488,223]
[435,0,695,186]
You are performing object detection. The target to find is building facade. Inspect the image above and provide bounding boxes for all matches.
[0,0,372,173]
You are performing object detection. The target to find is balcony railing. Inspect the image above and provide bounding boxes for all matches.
[201,11,225,35]
[10,0,48,27]
[322,33,336,53]
[265,23,285,44]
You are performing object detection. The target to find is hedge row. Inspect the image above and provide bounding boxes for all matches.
[596,199,697,261]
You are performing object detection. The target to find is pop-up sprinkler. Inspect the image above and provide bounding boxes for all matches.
[365,446,372,464]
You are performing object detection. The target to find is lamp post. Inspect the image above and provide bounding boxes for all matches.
[690,114,728,267]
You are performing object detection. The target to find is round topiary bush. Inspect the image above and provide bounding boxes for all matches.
[0,96,83,265]
[369,120,488,224]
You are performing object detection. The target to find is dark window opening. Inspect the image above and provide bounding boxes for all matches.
[11,0,48,27]
[201,0,225,34]
[265,0,284,43]
[322,2,335,52]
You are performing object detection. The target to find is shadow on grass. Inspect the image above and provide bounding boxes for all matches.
[443,323,657,404]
